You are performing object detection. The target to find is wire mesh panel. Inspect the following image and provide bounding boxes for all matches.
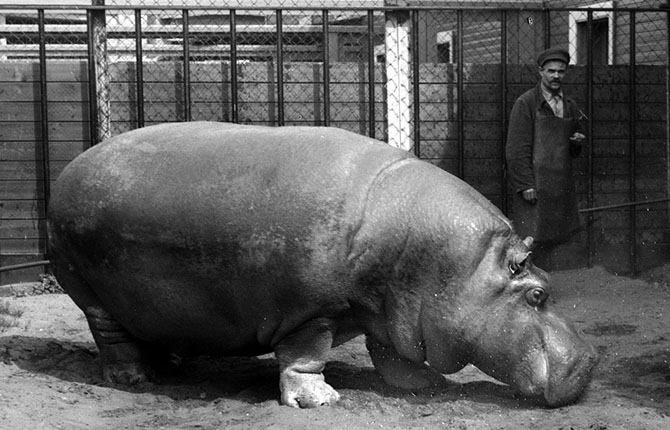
[0,1,669,281]
[99,4,388,135]
[416,8,507,206]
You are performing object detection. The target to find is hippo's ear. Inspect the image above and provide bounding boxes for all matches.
[522,236,534,250]
[508,249,531,277]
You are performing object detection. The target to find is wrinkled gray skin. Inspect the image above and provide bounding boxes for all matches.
[48,122,597,408]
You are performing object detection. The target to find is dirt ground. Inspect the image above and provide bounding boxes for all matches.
[0,265,668,430]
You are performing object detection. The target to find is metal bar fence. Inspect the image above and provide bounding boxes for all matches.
[37,9,50,225]
[182,9,191,122]
[411,9,420,157]
[629,11,638,274]
[0,4,668,279]
[456,9,464,179]
[322,9,330,127]
[90,3,110,144]
[667,5,670,257]
[500,10,508,215]
[367,9,375,138]
[230,9,239,124]
[86,9,99,146]
[275,9,284,127]
[586,10,595,270]
[134,8,144,128]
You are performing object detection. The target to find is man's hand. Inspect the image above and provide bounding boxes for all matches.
[569,132,585,143]
[522,188,537,204]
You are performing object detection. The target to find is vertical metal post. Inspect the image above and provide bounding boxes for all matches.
[544,9,551,48]
[456,10,464,178]
[666,3,670,236]
[322,10,331,126]
[385,10,411,149]
[87,0,110,145]
[87,9,98,146]
[629,11,638,274]
[586,11,595,268]
[230,10,238,123]
[182,9,191,122]
[367,10,376,138]
[37,9,50,242]
[500,10,508,213]
[134,8,144,128]
[276,10,285,126]
[411,9,420,157]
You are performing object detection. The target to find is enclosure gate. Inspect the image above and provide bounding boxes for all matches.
[0,2,669,282]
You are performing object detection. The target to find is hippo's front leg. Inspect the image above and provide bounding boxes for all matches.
[366,338,446,390]
[274,318,341,408]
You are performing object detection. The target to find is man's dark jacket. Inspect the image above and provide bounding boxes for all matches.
[506,83,585,194]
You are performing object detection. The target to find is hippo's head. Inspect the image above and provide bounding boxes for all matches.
[402,235,598,407]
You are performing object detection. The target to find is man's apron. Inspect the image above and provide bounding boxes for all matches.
[511,114,580,244]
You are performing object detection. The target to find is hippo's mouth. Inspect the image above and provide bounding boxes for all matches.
[513,331,599,407]
[540,348,598,407]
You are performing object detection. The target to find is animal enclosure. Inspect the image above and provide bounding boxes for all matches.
[0,3,669,282]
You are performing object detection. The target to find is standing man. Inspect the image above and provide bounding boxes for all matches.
[506,47,586,268]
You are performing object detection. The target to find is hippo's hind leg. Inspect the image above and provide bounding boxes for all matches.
[274,318,341,408]
[366,337,445,390]
[53,263,154,385]
[84,306,156,385]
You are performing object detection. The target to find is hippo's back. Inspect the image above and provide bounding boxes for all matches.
[50,121,412,243]
[54,122,403,214]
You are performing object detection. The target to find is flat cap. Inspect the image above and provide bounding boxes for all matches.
[537,48,570,67]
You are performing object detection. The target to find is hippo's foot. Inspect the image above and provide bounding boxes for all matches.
[84,305,155,385]
[102,360,154,385]
[279,369,341,408]
[366,338,445,390]
[275,317,340,408]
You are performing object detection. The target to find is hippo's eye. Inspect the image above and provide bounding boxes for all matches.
[525,287,547,307]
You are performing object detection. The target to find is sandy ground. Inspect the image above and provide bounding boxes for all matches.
[0,265,669,430]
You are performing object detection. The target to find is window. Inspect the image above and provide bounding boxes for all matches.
[436,30,454,63]
[577,18,609,65]
[569,1,614,65]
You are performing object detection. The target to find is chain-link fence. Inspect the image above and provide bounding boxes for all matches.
[0,0,669,282]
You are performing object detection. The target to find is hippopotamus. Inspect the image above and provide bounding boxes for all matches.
[48,121,597,408]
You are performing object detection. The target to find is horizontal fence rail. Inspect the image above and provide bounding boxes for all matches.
[0,3,669,282]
